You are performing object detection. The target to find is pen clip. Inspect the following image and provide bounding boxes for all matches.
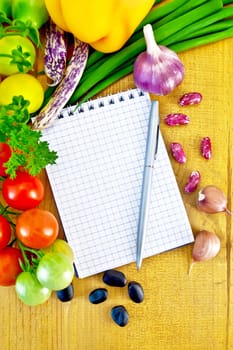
[154,123,160,160]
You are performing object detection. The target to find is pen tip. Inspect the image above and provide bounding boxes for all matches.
[136,261,142,271]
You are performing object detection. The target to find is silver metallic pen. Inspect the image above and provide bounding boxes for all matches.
[136,101,159,270]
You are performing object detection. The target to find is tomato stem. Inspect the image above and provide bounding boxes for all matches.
[17,240,44,272]
[18,240,31,272]
[0,202,18,228]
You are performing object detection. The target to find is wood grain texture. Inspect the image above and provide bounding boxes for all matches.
[0,32,233,350]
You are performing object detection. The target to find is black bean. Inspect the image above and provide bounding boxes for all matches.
[56,283,74,302]
[128,281,144,303]
[103,269,127,287]
[89,288,108,304]
[111,305,129,327]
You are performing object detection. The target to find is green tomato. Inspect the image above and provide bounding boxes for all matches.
[11,0,49,29]
[42,239,74,262]
[0,73,44,113]
[0,35,36,76]
[16,271,52,306]
[36,252,75,291]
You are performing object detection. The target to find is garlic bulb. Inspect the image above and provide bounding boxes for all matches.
[133,24,185,95]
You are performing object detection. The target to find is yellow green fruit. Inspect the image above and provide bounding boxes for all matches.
[0,73,44,113]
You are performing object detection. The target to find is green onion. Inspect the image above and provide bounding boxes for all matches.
[169,25,233,52]
[162,5,233,46]
[137,0,186,31]
[126,0,210,47]
[69,38,146,103]
[75,62,134,107]
[152,0,210,29]
[188,19,233,38]
[153,0,222,43]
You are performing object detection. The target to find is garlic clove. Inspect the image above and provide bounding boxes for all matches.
[192,230,220,262]
[189,230,221,276]
[197,185,232,215]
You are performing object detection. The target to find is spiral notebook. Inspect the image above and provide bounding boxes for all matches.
[42,89,193,278]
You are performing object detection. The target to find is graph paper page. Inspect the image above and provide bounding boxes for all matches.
[42,89,194,278]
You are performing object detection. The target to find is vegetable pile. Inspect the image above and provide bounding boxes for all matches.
[0,0,233,305]
[42,0,233,107]
[0,170,75,306]
[44,0,155,53]
[0,0,57,178]
[0,97,57,179]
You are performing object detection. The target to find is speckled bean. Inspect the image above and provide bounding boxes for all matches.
[178,92,202,106]
[184,171,201,193]
[170,142,187,164]
[201,137,212,160]
[164,113,190,126]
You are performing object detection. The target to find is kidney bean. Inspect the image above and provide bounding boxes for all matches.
[164,113,190,126]
[201,137,212,160]
[170,142,187,164]
[184,171,201,193]
[178,92,202,106]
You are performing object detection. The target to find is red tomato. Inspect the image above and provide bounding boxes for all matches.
[0,247,23,286]
[0,143,11,176]
[0,215,11,250]
[2,171,44,210]
[16,208,59,249]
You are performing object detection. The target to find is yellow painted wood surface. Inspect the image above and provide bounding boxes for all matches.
[0,33,233,350]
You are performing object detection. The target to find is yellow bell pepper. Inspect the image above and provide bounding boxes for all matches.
[44,0,155,53]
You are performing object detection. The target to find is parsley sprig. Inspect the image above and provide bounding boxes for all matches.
[0,96,58,178]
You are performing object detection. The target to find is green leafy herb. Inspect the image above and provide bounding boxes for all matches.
[0,96,58,178]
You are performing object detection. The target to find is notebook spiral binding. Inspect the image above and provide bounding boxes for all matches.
[58,89,145,119]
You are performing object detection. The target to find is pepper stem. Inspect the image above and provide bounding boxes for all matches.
[143,24,161,57]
